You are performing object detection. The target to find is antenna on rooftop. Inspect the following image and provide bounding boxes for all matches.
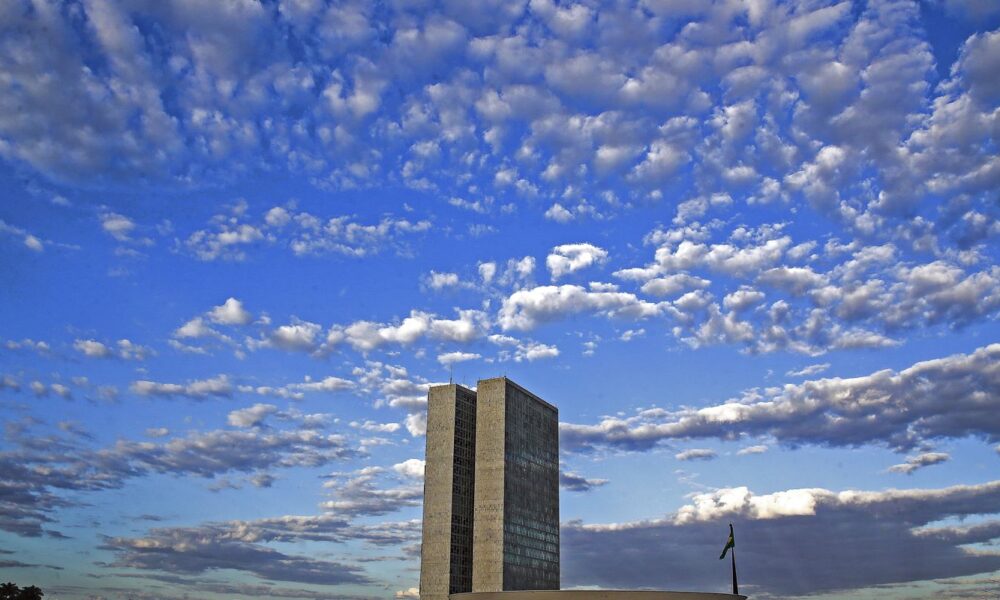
[449,364,453,385]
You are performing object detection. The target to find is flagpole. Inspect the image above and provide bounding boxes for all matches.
[731,541,738,595]
[730,523,738,596]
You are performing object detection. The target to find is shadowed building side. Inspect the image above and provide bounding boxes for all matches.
[473,377,560,592]
[420,384,478,600]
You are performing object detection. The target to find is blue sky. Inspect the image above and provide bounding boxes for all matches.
[1,0,999,598]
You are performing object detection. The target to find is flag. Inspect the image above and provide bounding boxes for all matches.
[719,523,735,559]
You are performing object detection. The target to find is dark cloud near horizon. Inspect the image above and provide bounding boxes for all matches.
[100,513,422,589]
[562,480,1000,597]
[103,526,369,587]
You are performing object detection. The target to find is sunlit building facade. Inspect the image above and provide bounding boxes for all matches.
[420,384,479,600]
[472,377,560,592]
[420,377,559,600]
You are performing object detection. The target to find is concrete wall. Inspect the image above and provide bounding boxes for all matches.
[452,591,745,600]
[473,378,559,592]
[420,384,477,600]
[472,378,507,592]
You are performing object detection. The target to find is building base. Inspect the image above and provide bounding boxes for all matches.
[452,591,746,600]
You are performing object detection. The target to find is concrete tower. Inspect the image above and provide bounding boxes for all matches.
[472,377,559,592]
[420,377,560,599]
[420,384,478,600]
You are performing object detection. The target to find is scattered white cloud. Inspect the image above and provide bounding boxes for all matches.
[425,271,460,290]
[546,243,609,280]
[392,459,425,479]
[488,334,560,362]
[404,412,427,437]
[100,212,136,242]
[208,297,253,325]
[74,338,152,360]
[131,375,233,400]
[73,339,113,358]
[785,363,831,377]
[619,328,645,341]
[270,320,323,352]
[228,403,279,428]
[499,285,662,330]
[437,351,481,366]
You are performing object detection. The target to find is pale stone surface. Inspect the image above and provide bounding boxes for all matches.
[472,378,507,592]
[452,592,746,600]
[420,384,477,600]
[474,378,559,592]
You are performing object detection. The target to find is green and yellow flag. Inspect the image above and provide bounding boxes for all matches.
[719,523,735,559]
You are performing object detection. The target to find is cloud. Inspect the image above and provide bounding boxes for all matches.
[425,271,460,290]
[0,0,989,285]
[499,285,663,330]
[615,221,1000,354]
[0,418,357,537]
[337,310,487,352]
[350,420,401,435]
[174,317,216,339]
[73,338,153,360]
[543,201,599,223]
[546,243,609,280]
[73,339,114,358]
[321,468,422,517]
[270,320,323,352]
[130,375,233,399]
[392,459,425,479]
[786,363,831,377]
[478,261,497,284]
[736,445,769,456]
[437,351,481,365]
[887,452,951,475]
[404,413,427,437]
[634,274,711,298]
[100,212,136,242]
[561,344,1000,452]
[560,471,609,492]
[228,404,279,428]
[208,297,253,325]
[488,334,560,362]
[23,235,43,251]
[0,375,20,391]
[619,328,645,341]
[563,480,1000,596]
[181,204,432,262]
[103,511,429,590]
[104,525,369,586]
[674,448,717,461]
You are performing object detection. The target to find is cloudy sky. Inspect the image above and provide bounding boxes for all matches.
[1,0,999,598]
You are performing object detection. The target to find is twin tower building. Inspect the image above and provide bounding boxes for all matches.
[420,377,560,600]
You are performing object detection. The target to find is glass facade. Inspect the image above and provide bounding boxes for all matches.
[502,382,560,590]
[420,384,478,600]
[449,386,477,593]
